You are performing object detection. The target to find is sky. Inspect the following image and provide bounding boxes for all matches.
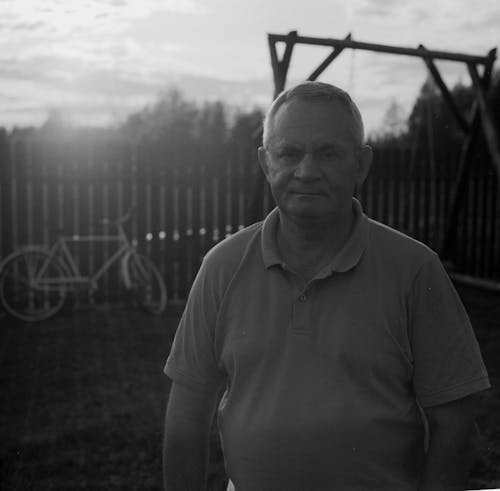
[1,0,500,134]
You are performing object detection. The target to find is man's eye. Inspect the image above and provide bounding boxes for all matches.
[318,148,336,160]
[279,150,301,160]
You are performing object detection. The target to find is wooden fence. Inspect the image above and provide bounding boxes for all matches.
[1,132,499,306]
[359,141,500,284]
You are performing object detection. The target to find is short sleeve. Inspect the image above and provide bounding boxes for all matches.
[409,255,490,407]
[164,258,225,391]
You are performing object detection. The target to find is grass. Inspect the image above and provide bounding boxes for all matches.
[0,305,178,490]
[460,284,500,489]
[0,283,499,490]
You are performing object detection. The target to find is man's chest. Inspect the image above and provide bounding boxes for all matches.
[215,268,424,490]
[215,267,413,390]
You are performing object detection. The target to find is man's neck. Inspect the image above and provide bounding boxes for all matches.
[276,209,355,279]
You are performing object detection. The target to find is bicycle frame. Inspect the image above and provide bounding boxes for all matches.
[40,227,134,290]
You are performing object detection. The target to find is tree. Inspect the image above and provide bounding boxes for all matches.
[197,101,228,171]
[373,99,407,142]
[120,87,238,172]
[120,87,200,169]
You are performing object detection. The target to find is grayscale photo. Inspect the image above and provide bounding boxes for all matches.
[0,1,499,490]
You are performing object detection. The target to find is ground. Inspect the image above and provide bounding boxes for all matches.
[0,283,498,490]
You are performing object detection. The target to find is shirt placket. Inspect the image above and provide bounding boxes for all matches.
[291,282,313,335]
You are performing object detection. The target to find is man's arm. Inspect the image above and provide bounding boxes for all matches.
[163,381,221,491]
[419,395,479,491]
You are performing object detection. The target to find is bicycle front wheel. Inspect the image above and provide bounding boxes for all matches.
[126,253,167,314]
[0,249,68,322]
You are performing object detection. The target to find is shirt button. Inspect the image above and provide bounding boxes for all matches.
[299,294,307,302]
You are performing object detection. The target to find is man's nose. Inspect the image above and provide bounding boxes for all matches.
[293,153,321,180]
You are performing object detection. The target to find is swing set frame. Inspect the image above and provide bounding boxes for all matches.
[266,31,499,267]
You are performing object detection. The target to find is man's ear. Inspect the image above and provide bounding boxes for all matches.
[257,146,271,181]
[356,144,373,186]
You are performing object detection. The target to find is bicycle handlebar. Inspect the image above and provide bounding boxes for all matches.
[100,206,137,227]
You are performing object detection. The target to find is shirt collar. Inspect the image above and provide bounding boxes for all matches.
[261,198,369,274]
[261,207,283,268]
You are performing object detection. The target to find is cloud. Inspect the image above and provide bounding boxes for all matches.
[460,12,500,31]
[409,8,432,23]
[0,93,26,103]
[9,21,46,31]
[0,0,209,88]
[1,0,498,132]
[365,54,468,89]
[354,0,412,18]
[0,0,208,39]
[0,56,58,81]
[0,61,274,129]
[355,5,390,18]
[0,53,156,97]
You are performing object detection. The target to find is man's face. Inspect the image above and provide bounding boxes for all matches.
[259,98,371,221]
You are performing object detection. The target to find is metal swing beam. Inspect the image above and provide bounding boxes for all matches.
[266,31,499,263]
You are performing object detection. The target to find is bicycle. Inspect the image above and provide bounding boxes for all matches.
[0,208,167,322]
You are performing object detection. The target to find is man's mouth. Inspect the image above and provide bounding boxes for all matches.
[290,190,323,196]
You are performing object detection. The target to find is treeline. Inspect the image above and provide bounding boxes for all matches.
[370,70,500,163]
[119,88,263,174]
[2,71,499,180]
[0,88,264,181]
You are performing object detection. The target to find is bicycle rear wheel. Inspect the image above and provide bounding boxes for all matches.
[0,249,68,321]
[126,253,167,314]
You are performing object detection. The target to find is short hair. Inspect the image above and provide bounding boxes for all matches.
[262,81,365,148]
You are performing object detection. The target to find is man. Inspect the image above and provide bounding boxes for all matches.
[163,81,490,490]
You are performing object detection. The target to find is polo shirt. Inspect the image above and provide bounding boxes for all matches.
[164,198,490,491]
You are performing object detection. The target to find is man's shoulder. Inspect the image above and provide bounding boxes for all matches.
[367,217,437,264]
[203,220,264,268]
